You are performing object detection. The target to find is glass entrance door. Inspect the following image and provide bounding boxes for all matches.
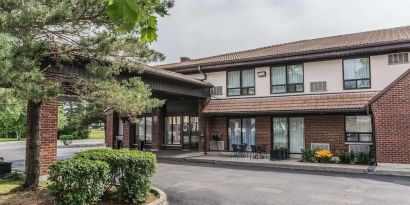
[182,116,199,149]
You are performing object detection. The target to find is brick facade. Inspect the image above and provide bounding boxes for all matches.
[304,116,347,153]
[206,117,228,151]
[26,98,58,176]
[371,70,410,164]
[105,111,114,148]
[256,116,271,148]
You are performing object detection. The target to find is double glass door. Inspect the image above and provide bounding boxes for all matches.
[273,117,304,153]
[165,116,199,149]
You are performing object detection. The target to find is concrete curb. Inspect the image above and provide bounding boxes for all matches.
[158,156,410,177]
[149,187,168,205]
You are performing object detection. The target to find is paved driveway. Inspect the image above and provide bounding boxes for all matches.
[153,161,410,205]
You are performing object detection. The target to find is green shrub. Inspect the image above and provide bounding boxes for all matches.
[48,158,109,205]
[59,135,74,146]
[301,148,316,162]
[337,151,354,164]
[75,149,157,203]
[356,152,372,165]
[3,171,25,180]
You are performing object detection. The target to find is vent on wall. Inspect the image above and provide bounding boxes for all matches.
[311,143,330,150]
[310,81,327,92]
[388,53,409,65]
[210,86,223,95]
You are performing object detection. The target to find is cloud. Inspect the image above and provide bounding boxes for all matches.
[151,0,410,64]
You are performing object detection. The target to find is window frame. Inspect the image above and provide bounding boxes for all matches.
[136,116,152,144]
[226,68,256,97]
[270,64,304,94]
[344,115,373,143]
[342,57,371,90]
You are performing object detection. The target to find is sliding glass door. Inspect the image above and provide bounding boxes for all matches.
[273,117,304,153]
[228,118,255,151]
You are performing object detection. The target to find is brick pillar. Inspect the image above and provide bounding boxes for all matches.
[198,99,208,152]
[26,98,58,176]
[105,109,115,148]
[150,107,162,151]
[256,116,271,149]
[206,117,228,151]
[122,119,134,149]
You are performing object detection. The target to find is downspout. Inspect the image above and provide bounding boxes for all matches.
[197,65,207,81]
[367,104,377,166]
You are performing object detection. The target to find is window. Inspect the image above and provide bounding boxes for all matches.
[271,64,304,93]
[343,58,371,89]
[345,116,373,143]
[227,69,255,96]
[228,118,255,151]
[388,53,409,65]
[136,117,152,144]
[273,117,304,153]
[164,116,181,145]
[117,116,123,136]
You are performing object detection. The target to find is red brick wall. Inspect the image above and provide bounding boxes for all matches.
[206,117,227,151]
[122,119,132,149]
[371,71,410,164]
[105,112,114,148]
[26,98,58,176]
[304,116,347,153]
[256,116,271,148]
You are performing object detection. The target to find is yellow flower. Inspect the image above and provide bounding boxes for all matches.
[314,149,333,158]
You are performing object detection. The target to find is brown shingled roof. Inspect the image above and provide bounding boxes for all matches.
[203,92,378,115]
[157,26,410,70]
[142,65,212,87]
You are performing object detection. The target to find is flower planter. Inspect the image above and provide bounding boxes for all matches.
[0,162,12,176]
[270,148,289,160]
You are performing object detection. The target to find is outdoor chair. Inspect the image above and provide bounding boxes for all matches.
[232,144,239,158]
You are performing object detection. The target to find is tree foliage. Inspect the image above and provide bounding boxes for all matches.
[0,0,172,188]
[0,89,26,139]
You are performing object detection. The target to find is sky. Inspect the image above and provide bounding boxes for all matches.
[150,0,410,65]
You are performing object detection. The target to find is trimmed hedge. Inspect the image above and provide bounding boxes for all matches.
[75,149,157,203]
[48,158,109,205]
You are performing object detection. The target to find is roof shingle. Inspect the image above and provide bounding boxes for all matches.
[203,92,378,115]
[156,26,410,70]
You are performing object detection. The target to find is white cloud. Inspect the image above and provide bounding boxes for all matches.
[151,0,410,64]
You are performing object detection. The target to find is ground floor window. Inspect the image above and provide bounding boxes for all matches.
[345,115,373,143]
[228,118,255,151]
[273,117,304,153]
[136,117,152,144]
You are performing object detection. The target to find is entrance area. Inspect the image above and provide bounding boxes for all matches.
[164,116,199,150]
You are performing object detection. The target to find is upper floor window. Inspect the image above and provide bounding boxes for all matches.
[227,69,255,96]
[271,64,304,94]
[343,58,371,89]
[345,116,373,143]
[388,53,409,65]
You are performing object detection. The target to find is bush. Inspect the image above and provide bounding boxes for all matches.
[48,158,109,205]
[59,135,74,146]
[356,152,374,165]
[3,171,25,180]
[314,149,333,163]
[75,149,157,203]
[337,151,354,164]
[301,148,316,162]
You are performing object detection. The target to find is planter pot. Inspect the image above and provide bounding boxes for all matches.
[0,162,12,176]
[270,148,289,160]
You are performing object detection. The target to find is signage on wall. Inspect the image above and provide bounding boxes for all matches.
[257,71,266,77]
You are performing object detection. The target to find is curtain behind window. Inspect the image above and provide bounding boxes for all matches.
[136,117,145,142]
[343,58,370,80]
[242,118,255,151]
[228,71,240,88]
[289,117,304,153]
[345,116,372,132]
[145,117,152,144]
[271,66,286,85]
[164,117,172,144]
[241,69,255,87]
[287,65,303,83]
[118,116,123,136]
[228,119,241,150]
[273,118,288,149]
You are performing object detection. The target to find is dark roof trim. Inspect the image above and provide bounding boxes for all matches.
[368,68,410,105]
[170,42,410,74]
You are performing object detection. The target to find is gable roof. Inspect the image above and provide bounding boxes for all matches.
[156,26,410,71]
[142,65,212,87]
[203,92,377,115]
[368,68,410,105]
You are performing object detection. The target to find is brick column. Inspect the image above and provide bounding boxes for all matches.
[122,119,133,149]
[150,107,163,151]
[26,98,58,176]
[256,116,271,149]
[105,109,115,148]
[198,99,208,152]
[206,117,228,151]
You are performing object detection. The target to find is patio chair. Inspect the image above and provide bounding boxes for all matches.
[259,144,268,159]
[232,144,239,158]
[239,143,248,158]
[250,145,258,159]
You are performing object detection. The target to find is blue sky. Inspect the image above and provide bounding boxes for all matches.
[151,0,410,64]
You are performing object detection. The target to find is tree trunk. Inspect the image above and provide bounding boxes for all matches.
[23,100,42,190]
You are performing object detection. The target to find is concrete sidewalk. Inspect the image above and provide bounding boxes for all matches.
[157,151,410,177]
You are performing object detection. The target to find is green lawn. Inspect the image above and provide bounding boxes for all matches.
[0,138,24,143]
[0,179,22,194]
[88,128,105,139]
